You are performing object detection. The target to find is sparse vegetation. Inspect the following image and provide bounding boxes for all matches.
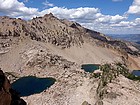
[92,72,101,78]
[96,62,140,104]
[127,73,140,81]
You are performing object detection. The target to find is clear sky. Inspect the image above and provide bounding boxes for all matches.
[0,0,140,34]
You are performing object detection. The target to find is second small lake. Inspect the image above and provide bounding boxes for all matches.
[12,76,56,97]
[132,70,140,76]
[81,64,99,73]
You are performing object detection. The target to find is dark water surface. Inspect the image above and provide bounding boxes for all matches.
[12,76,56,97]
[132,70,140,76]
[81,64,99,73]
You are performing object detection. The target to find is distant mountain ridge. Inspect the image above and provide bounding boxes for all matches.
[107,34,140,43]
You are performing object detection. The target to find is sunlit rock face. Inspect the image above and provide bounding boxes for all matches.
[0,69,27,105]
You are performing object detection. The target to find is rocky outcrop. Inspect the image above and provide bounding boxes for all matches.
[0,69,26,105]
[0,70,11,105]
[5,72,20,84]
[21,47,75,70]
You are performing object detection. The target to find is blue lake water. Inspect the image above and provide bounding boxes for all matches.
[12,76,56,97]
[132,70,140,76]
[81,64,99,73]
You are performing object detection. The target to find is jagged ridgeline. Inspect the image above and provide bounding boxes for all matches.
[0,13,139,56]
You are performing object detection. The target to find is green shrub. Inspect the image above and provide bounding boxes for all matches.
[127,73,140,81]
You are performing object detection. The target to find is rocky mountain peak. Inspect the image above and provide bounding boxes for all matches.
[0,14,139,55]
[44,13,54,17]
